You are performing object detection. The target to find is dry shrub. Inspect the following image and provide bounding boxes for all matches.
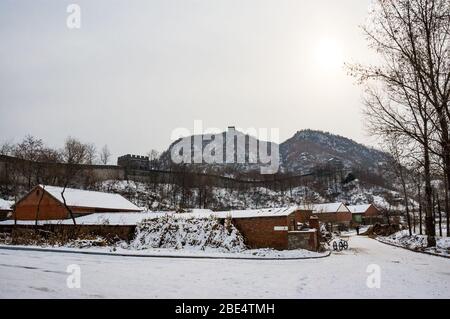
[9,226,115,247]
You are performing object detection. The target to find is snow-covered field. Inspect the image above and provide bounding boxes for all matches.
[1,236,449,298]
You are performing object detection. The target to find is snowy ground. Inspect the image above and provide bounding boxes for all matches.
[1,235,449,298]
[378,230,450,257]
[0,244,328,259]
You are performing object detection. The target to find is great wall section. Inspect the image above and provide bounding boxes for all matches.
[0,154,313,191]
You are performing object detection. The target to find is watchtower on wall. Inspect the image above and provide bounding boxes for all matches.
[117,154,150,170]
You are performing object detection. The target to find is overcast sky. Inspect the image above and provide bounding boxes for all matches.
[0,0,380,161]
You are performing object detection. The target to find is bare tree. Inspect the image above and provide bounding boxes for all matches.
[35,185,45,230]
[62,137,88,165]
[347,0,450,246]
[13,135,44,161]
[0,141,14,155]
[436,190,443,236]
[60,137,96,225]
[13,135,44,189]
[85,143,97,165]
[386,135,413,235]
[413,166,424,234]
[38,147,62,163]
[99,144,111,165]
[445,176,450,236]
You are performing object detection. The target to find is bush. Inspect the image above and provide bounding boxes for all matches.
[129,215,247,252]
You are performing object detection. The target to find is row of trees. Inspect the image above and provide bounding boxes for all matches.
[349,0,450,244]
[0,135,112,166]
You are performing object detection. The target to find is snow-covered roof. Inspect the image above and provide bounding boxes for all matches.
[0,206,308,225]
[312,202,350,214]
[71,210,222,225]
[0,198,14,211]
[347,204,372,214]
[65,212,167,225]
[0,212,170,226]
[38,185,142,211]
[214,206,303,219]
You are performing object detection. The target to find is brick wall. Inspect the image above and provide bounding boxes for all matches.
[232,216,289,250]
[287,230,318,251]
[13,187,71,220]
[365,204,382,217]
[314,211,352,225]
[231,210,312,250]
[12,189,100,220]
[291,209,313,223]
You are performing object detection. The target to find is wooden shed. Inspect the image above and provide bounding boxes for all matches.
[12,185,142,220]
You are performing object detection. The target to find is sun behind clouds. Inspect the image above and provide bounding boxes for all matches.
[313,37,344,72]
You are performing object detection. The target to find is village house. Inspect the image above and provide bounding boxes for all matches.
[214,207,318,251]
[347,203,383,225]
[11,185,142,220]
[310,202,352,228]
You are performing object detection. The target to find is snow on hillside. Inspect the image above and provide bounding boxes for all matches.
[89,178,401,213]
[94,180,325,210]
[97,180,177,210]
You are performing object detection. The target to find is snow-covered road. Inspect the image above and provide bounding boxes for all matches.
[1,236,449,298]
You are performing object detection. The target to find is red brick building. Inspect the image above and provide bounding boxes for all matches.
[215,207,318,251]
[347,204,383,224]
[311,202,352,226]
[12,185,142,220]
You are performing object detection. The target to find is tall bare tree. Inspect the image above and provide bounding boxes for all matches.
[0,141,14,156]
[386,135,413,235]
[60,137,96,225]
[348,0,449,246]
[99,144,111,165]
[13,135,44,189]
